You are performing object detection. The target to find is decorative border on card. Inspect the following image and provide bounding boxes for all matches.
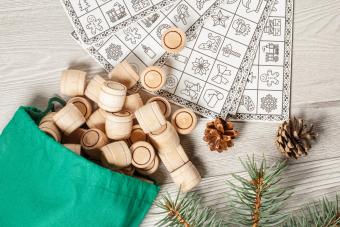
[61,0,177,44]
[232,0,293,122]
[156,89,221,118]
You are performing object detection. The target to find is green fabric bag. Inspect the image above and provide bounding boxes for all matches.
[0,99,159,226]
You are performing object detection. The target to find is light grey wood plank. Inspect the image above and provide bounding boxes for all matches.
[142,157,340,226]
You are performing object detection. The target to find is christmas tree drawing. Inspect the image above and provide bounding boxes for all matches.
[79,0,90,12]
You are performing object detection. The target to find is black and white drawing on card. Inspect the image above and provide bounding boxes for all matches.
[235,0,293,122]
[61,0,178,44]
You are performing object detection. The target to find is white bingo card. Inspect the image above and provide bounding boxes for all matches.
[61,0,177,44]
[155,0,276,118]
[234,0,293,122]
[73,0,225,75]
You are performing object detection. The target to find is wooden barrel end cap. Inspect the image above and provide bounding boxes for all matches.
[140,66,166,92]
[130,141,155,169]
[81,128,108,150]
[162,27,186,54]
[171,108,197,135]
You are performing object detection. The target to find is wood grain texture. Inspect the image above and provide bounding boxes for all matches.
[0,0,340,226]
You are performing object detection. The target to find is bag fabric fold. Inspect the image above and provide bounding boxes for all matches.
[0,106,159,226]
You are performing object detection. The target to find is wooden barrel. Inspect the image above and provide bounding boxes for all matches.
[129,124,147,145]
[157,145,189,172]
[86,108,107,132]
[105,111,133,140]
[40,112,56,124]
[123,93,144,115]
[101,141,132,169]
[147,96,172,119]
[136,154,160,175]
[130,141,155,170]
[170,161,201,192]
[140,66,166,92]
[67,96,93,119]
[84,75,106,103]
[148,122,180,150]
[53,103,86,135]
[161,27,186,54]
[98,81,127,112]
[135,102,166,134]
[63,144,81,155]
[60,70,86,96]
[171,108,197,135]
[80,128,108,160]
[39,121,62,142]
[108,60,140,89]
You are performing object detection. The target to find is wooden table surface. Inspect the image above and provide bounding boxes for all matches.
[1,0,340,225]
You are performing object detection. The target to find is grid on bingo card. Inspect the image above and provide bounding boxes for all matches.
[122,0,222,70]
[68,0,173,42]
[89,0,220,73]
[237,0,288,119]
[127,0,201,66]
[93,0,200,70]
[76,0,134,39]
[218,0,277,116]
[92,4,173,69]
[164,0,265,115]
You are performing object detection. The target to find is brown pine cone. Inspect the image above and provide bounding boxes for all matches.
[276,117,317,159]
[203,117,239,152]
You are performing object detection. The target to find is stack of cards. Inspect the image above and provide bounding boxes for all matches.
[61,0,293,122]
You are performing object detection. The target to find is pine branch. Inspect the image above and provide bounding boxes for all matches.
[155,190,225,227]
[227,156,292,227]
[284,195,340,227]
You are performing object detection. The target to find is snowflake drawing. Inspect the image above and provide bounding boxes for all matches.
[211,10,229,27]
[105,44,123,61]
[260,94,277,113]
[192,57,210,75]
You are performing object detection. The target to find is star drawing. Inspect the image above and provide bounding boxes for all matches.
[212,10,229,27]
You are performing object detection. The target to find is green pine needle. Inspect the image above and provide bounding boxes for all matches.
[227,156,292,227]
[284,195,340,227]
[154,156,340,227]
[155,190,225,227]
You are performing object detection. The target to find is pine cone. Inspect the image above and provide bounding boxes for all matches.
[276,117,317,159]
[203,118,239,152]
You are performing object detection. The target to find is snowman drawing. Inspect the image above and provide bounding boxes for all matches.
[242,0,263,13]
